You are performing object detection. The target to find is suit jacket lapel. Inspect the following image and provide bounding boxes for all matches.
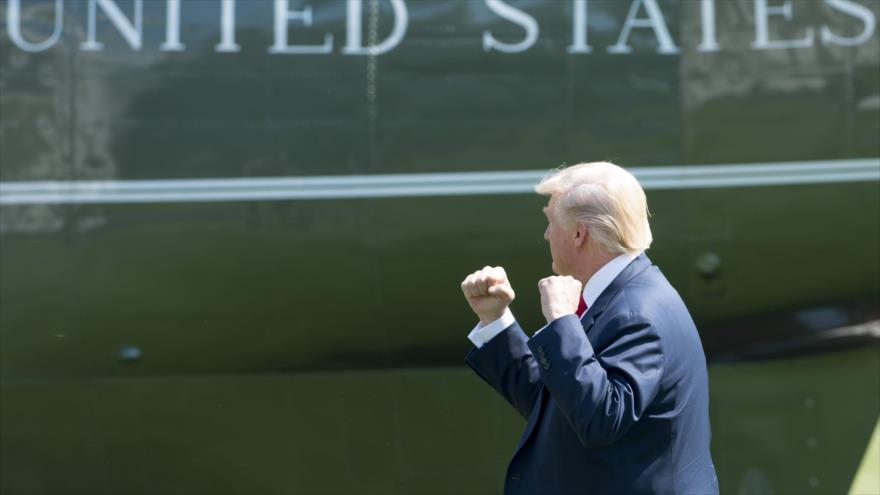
[580,253,653,331]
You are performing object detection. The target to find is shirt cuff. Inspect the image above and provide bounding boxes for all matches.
[467,308,515,348]
[533,321,550,337]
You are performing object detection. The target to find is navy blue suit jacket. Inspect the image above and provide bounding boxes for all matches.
[465,254,718,495]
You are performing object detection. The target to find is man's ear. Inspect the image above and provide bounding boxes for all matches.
[573,223,589,247]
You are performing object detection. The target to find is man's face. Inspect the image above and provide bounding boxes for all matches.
[543,195,576,275]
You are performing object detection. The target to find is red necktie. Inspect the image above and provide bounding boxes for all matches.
[577,296,588,317]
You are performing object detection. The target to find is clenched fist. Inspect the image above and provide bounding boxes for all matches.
[538,276,583,324]
[461,266,516,325]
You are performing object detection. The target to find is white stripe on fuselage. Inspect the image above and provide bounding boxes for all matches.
[1,158,878,205]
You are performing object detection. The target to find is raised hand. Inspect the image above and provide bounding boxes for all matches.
[538,276,582,324]
[461,266,516,325]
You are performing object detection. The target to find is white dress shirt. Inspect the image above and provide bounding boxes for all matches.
[467,251,642,348]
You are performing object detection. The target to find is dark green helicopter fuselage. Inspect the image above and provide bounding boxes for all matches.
[1,1,878,493]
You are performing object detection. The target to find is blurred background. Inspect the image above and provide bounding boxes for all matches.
[1,0,878,494]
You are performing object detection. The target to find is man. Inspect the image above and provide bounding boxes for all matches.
[461,162,718,495]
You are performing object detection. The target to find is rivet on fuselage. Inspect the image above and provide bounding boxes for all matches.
[695,252,722,279]
[118,346,142,363]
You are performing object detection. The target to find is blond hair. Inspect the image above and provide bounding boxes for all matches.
[535,161,652,255]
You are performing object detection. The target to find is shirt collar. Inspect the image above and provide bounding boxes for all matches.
[582,251,643,307]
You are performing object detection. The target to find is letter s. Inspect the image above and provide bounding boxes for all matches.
[822,0,876,46]
[482,0,539,53]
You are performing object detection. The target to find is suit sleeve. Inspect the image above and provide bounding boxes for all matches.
[464,321,543,420]
[527,313,664,447]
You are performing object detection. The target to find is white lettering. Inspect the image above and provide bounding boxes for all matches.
[80,0,143,51]
[752,0,814,49]
[269,0,333,54]
[215,0,241,53]
[698,0,720,52]
[608,0,679,54]
[568,0,592,54]
[343,0,408,56]
[160,0,185,51]
[482,0,539,53]
[821,0,876,46]
[6,0,64,52]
